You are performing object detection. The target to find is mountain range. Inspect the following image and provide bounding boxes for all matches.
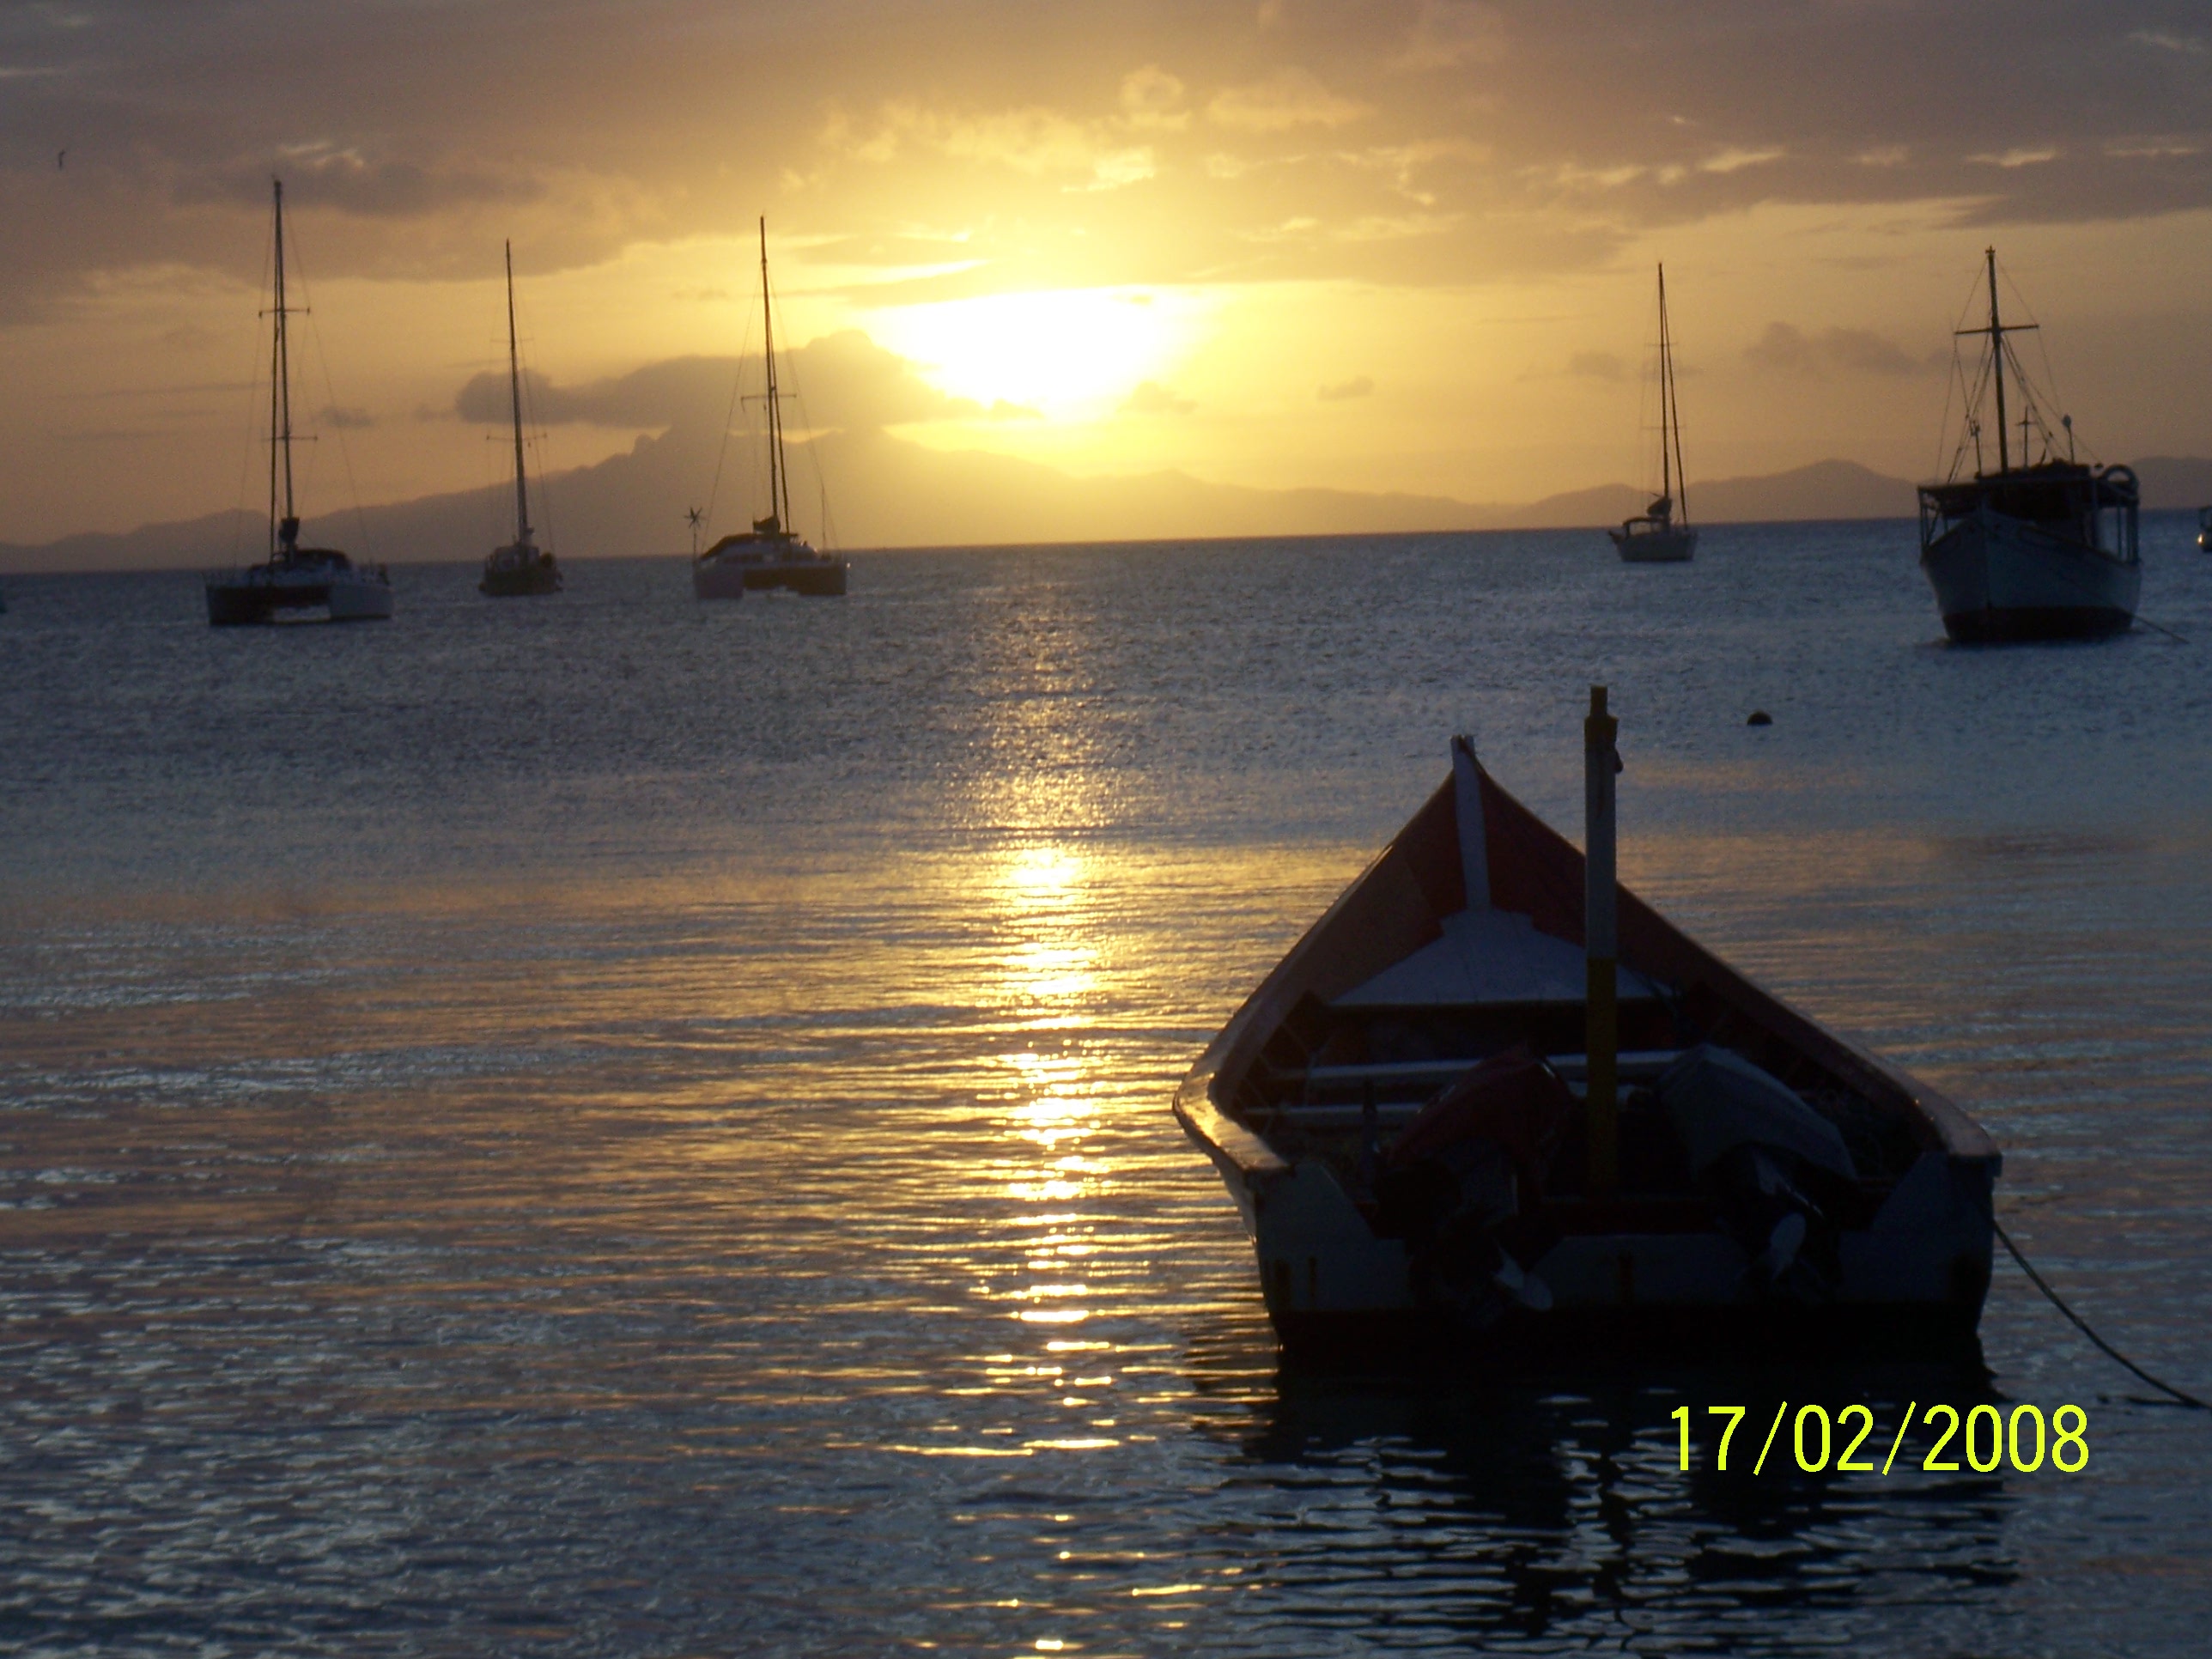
[5,433,2209,576]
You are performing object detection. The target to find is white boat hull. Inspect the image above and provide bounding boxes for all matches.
[1921,511,2137,642]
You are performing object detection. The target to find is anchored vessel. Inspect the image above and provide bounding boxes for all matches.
[1918,249,2138,642]
[205,179,392,627]
[694,219,848,599]
[1609,264,1697,564]
[480,241,562,598]
[1173,702,1998,1359]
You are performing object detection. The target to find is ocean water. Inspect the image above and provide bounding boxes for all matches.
[3,520,2210,1656]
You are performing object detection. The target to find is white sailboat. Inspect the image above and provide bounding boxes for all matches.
[205,179,393,626]
[1917,249,2138,642]
[1609,264,1697,564]
[480,241,562,598]
[693,219,848,599]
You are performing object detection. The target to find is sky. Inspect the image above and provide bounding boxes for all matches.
[3,1,2209,547]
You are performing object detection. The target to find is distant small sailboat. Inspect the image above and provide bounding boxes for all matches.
[480,241,562,598]
[693,219,848,600]
[1917,248,2138,642]
[1609,264,1697,564]
[205,179,393,626]
[2197,506,2211,554]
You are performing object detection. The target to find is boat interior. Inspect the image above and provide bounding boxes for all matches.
[1198,741,1995,1267]
[1918,460,2139,559]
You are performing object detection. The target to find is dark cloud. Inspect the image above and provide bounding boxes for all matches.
[1,0,2209,317]
[453,331,1026,433]
[1317,374,1374,400]
[317,404,375,428]
[1745,321,1942,377]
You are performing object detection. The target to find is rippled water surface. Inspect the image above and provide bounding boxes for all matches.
[4,523,2211,1655]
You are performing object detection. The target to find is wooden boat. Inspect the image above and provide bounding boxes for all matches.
[1609,264,1697,564]
[205,179,393,626]
[480,240,562,598]
[1918,249,2138,642]
[693,219,848,600]
[1173,702,1999,1359]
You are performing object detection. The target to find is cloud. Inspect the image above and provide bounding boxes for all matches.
[1397,1,1508,70]
[1317,374,1374,401]
[1967,146,2059,168]
[1207,68,1370,133]
[453,332,1028,434]
[317,404,375,428]
[1698,147,1786,174]
[1744,322,1937,377]
[1120,65,1188,131]
[1120,380,1196,415]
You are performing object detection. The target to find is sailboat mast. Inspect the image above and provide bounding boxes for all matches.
[1985,247,2010,476]
[505,240,532,544]
[759,216,787,533]
[269,177,298,553]
[1656,264,1674,507]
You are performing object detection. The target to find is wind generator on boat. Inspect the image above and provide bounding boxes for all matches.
[204,179,393,626]
[1917,248,2139,642]
[480,240,562,598]
[1609,264,1697,564]
[1173,696,1999,1358]
[693,218,848,599]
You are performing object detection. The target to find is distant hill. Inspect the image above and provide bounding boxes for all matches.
[4,439,2205,574]
[1509,459,1914,528]
[2132,456,2212,509]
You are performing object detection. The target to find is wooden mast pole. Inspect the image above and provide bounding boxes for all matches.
[1584,685,1620,1198]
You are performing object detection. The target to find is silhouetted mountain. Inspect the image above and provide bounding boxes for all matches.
[5,438,2205,575]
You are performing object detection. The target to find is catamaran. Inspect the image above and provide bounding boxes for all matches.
[693,219,848,599]
[1917,249,2138,642]
[205,179,393,626]
[1609,264,1697,564]
[480,240,562,598]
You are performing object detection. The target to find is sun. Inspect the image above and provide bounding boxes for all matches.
[860,287,1209,419]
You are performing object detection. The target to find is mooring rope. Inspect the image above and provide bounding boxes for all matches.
[1994,1218,2209,1410]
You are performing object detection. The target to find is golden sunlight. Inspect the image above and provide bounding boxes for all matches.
[860,288,1210,418]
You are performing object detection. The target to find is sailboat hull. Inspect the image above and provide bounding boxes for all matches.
[479,543,562,597]
[742,559,848,596]
[205,561,393,625]
[1609,524,1697,563]
[691,558,749,601]
[1921,513,2138,642]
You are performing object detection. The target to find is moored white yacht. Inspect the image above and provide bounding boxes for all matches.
[1917,249,2138,642]
[206,179,392,626]
[693,219,848,600]
[1609,264,1697,564]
